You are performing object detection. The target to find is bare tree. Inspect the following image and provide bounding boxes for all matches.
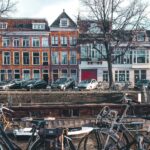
[0,0,16,16]
[79,0,149,87]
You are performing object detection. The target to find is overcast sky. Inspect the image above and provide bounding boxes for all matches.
[12,0,79,25]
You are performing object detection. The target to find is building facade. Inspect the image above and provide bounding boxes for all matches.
[78,20,150,86]
[50,10,79,82]
[0,18,50,82]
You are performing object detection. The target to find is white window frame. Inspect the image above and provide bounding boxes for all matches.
[70,69,77,80]
[32,37,40,47]
[51,36,58,46]
[42,52,48,65]
[52,51,59,65]
[69,37,77,46]
[32,52,40,65]
[32,23,46,30]
[23,37,30,47]
[42,37,49,47]
[13,51,20,65]
[3,51,10,65]
[22,69,30,80]
[0,22,7,29]
[23,52,30,65]
[61,69,68,77]
[70,51,77,65]
[33,69,40,79]
[13,38,20,47]
[61,36,67,46]
[2,37,10,47]
[61,51,68,65]
[60,18,69,27]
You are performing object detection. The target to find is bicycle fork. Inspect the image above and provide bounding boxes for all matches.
[136,134,144,150]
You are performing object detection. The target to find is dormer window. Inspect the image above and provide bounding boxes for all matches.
[60,18,69,27]
[32,23,45,30]
[137,32,145,42]
[0,22,7,29]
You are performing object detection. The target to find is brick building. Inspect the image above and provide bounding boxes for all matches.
[50,10,79,82]
[0,18,50,82]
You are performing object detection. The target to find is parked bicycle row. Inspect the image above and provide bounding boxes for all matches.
[0,93,150,149]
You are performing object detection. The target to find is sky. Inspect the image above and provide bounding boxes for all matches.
[12,0,79,25]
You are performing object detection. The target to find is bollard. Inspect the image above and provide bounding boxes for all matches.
[138,93,141,103]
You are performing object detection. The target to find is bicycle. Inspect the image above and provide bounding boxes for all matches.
[78,93,150,150]
[0,119,76,150]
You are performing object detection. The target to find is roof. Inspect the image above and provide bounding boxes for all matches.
[50,10,77,29]
[0,18,49,31]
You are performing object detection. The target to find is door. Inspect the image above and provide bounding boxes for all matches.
[81,69,97,80]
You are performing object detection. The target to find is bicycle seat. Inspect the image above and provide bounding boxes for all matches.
[31,120,46,128]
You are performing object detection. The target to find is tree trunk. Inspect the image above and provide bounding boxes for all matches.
[107,58,113,88]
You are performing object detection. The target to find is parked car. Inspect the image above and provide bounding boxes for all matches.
[51,77,75,90]
[0,79,22,90]
[77,79,98,90]
[134,79,150,90]
[21,79,38,89]
[9,79,26,89]
[26,79,48,90]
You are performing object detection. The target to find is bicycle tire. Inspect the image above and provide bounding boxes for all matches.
[29,136,76,150]
[78,129,121,150]
[0,140,7,150]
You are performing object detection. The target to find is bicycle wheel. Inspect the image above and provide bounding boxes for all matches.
[78,129,121,150]
[0,140,7,150]
[29,139,51,150]
[64,136,76,150]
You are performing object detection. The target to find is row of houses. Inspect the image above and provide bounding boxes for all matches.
[0,10,149,86]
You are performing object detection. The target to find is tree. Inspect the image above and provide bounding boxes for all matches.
[0,0,16,17]
[79,0,149,87]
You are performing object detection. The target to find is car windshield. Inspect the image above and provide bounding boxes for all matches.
[54,78,67,84]
[137,80,149,84]
[80,80,91,84]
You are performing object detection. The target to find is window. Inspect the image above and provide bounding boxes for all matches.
[14,52,20,65]
[32,37,40,47]
[33,52,40,65]
[8,70,12,80]
[113,49,132,64]
[13,38,20,47]
[2,37,10,47]
[61,36,67,46]
[70,51,77,65]
[33,70,40,79]
[43,52,48,65]
[52,52,59,64]
[23,70,30,80]
[3,52,10,65]
[60,18,69,27]
[53,69,59,81]
[103,71,108,81]
[137,33,145,41]
[61,69,68,77]
[133,50,149,64]
[0,22,7,29]
[69,37,77,46]
[51,36,58,46]
[71,69,77,80]
[23,38,29,47]
[115,70,129,82]
[61,52,68,64]
[42,37,49,47]
[0,70,6,81]
[23,52,29,65]
[32,23,45,30]
[14,70,20,79]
